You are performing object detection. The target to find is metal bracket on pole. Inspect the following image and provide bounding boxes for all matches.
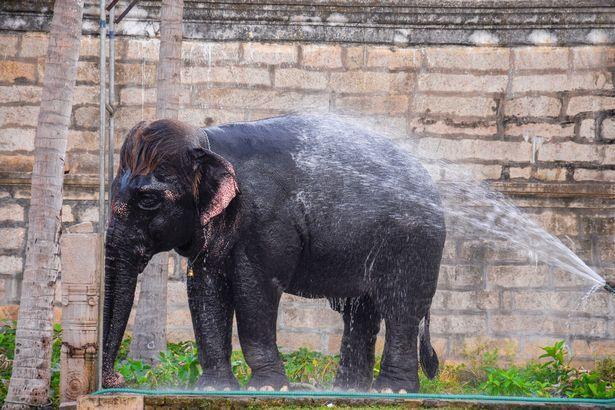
[114,0,140,24]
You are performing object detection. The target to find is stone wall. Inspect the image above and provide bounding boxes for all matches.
[0,1,614,367]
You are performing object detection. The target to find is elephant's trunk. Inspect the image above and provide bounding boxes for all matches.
[102,226,146,387]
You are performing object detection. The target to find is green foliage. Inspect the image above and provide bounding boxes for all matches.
[0,322,612,404]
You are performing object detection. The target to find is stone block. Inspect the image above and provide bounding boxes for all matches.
[538,141,602,163]
[79,36,99,58]
[181,66,271,86]
[114,106,156,130]
[182,41,240,64]
[192,88,328,111]
[530,210,578,235]
[408,117,497,137]
[485,265,550,289]
[509,166,531,179]
[578,118,596,141]
[513,47,568,71]
[73,106,99,128]
[0,227,25,250]
[417,137,530,162]
[279,304,342,331]
[301,44,342,68]
[490,314,606,337]
[67,130,98,151]
[330,71,412,94]
[167,281,188,306]
[0,255,22,276]
[77,395,144,410]
[503,290,608,315]
[412,95,497,118]
[61,204,74,223]
[0,85,41,104]
[571,339,615,357]
[596,238,615,263]
[277,330,322,352]
[343,46,365,69]
[76,61,99,84]
[574,169,615,182]
[0,154,33,172]
[512,72,612,93]
[438,265,483,289]
[431,314,487,335]
[0,128,35,152]
[0,61,36,83]
[572,47,607,69]
[531,167,567,181]
[0,34,18,57]
[78,207,99,223]
[19,33,48,58]
[335,95,408,115]
[424,47,509,71]
[418,73,508,93]
[504,96,560,118]
[366,47,420,69]
[178,108,243,127]
[600,116,615,141]
[505,122,573,139]
[0,105,39,128]
[119,87,156,106]
[437,289,499,310]
[116,62,157,86]
[274,68,327,90]
[72,85,99,105]
[123,38,160,61]
[0,203,24,222]
[243,43,297,65]
[567,96,615,116]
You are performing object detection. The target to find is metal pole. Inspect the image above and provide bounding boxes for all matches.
[97,0,107,392]
[108,6,115,213]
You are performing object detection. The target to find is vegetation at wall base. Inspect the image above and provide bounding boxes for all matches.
[0,321,613,406]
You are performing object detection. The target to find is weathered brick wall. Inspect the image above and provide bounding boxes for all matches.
[0,30,613,366]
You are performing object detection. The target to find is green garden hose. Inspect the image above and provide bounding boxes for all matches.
[92,388,615,406]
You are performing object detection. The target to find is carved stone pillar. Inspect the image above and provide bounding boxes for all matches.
[60,229,100,403]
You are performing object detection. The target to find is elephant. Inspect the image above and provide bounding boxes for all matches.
[102,114,446,392]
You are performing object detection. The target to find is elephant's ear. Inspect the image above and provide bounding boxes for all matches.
[192,147,239,225]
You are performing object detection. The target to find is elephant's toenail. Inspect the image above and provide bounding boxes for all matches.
[398,389,407,394]
[279,386,289,392]
[223,387,231,391]
[260,386,274,391]
[247,387,256,391]
[381,388,393,394]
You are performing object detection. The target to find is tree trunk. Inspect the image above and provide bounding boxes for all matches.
[129,0,184,364]
[3,0,84,408]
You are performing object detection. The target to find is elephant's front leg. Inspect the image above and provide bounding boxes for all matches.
[233,254,288,390]
[334,296,381,391]
[187,269,238,390]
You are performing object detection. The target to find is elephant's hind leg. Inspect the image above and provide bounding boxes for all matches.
[333,296,381,391]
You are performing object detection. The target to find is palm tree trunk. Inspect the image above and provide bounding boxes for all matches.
[129,0,184,364]
[3,0,84,408]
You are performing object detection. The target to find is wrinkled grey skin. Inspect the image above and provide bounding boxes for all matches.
[103,115,445,392]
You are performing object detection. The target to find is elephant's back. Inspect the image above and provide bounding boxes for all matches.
[206,114,444,230]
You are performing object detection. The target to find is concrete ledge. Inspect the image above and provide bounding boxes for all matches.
[76,392,613,409]
[0,0,613,45]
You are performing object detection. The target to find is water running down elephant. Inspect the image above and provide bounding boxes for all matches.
[102,115,446,392]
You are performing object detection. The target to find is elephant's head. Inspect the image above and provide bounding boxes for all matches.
[102,119,238,387]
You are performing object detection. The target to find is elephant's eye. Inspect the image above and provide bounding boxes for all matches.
[138,193,161,211]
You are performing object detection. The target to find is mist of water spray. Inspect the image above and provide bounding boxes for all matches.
[292,113,608,292]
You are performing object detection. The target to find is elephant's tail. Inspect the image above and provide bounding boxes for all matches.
[418,310,439,379]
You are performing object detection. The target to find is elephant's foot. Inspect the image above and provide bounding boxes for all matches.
[373,373,418,393]
[247,370,289,391]
[102,371,125,389]
[333,367,373,392]
[197,368,239,391]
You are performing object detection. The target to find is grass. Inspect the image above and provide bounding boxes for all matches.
[0,320,613,407]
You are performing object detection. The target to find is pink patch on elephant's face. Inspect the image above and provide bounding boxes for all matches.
[200,175,238,225]
[164,189,179,202]
[112,201,128,218]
